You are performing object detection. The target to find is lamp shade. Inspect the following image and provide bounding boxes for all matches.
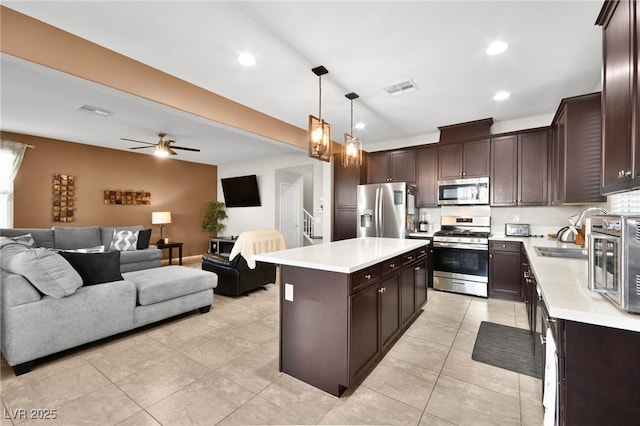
[152,211,172,224]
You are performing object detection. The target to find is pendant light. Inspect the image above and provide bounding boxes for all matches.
[343,92,362,167]
[308,65,333,162]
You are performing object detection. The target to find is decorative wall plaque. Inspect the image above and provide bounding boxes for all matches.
[52,174,75,222]
[104,190,151,205]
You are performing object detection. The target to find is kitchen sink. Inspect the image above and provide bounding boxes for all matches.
[534,246,588,259]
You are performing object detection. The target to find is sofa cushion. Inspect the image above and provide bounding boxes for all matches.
[0,240,82,298]
[100,226,143,248]
[58,251,124,286]
[123,266,218,306]
[110,230,138,251]
[136,229,152,250]
[0,228,55,248]
[53,226,101,250]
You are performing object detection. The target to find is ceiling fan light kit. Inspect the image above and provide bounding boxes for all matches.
[121,132,200,158]
[308,65,332,162]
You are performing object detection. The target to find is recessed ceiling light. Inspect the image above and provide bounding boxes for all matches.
[486,41,509,56]
[355,122,366,130]
[238,52,256,66]
[493,91,510,101]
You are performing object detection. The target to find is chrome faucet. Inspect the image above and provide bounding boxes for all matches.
[573,206,609,228]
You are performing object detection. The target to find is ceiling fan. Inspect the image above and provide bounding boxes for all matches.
[121,132,200,157]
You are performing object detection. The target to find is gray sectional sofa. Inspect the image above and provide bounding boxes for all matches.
[0,226,218,375]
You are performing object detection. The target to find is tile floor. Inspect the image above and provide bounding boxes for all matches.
[1,277,543,425]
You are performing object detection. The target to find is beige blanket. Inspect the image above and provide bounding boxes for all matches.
[229,229,286,269]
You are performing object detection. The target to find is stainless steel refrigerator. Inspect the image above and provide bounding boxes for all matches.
[356,182,416,238]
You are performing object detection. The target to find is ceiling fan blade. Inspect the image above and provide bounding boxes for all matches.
[129,146,154,150]
[121,138,155,145]
[171,146,201,152]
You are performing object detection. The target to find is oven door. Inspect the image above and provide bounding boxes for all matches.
[432,243,489,297]
[588,232,622,305]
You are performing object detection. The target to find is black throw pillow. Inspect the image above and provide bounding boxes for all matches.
[136,229,152,249]
[58,251,124,286]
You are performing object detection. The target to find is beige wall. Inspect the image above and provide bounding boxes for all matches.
[4,131,217,258]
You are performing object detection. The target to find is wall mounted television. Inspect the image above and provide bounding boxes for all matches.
[221,174,261,207]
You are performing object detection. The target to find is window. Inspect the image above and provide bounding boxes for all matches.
[0,141,29,228]
[610,189,640,214]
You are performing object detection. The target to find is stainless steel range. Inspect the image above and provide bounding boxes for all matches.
[432,216,490,297]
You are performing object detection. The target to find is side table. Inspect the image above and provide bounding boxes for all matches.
[157,241,183,265]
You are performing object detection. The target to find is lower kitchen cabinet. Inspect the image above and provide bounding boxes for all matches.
[538,296,640,425]
[349,278,380,381]
[521,247,536,334]
[489,240,523,300]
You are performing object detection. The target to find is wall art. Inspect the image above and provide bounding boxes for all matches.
[52,174,75,222]
[104,190,151,205]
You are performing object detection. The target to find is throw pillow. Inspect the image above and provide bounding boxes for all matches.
[10,233,36,248]
[136,228,152,250]
[110,230,138,251]
[58,251,123,286]
[1,246,82,298]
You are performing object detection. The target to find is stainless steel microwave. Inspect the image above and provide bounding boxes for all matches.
[437,177,489,205]
[588,215,640,313]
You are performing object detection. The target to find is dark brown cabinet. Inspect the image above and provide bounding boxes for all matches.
[416,145,439,207]
[349,278,380,380]
[538,295,640,425]
[380,256,402,351]
[550,93,605,204]
[414,249,428,309]
[333,152,366,241]
[490,130,548,206]
[521,247,536,335]
[366,149,416,183]
[488,240,522,300]
[438,138,490,180]
[597,0,639,194]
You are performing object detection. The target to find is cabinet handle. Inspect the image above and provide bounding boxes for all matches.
[414,266,421,271]
[389,263,395,268]
[502,244,506,248]
[407,256,413,260]
[365,274,371,280]
[489,254,493,258]
[540,334,546,345]
[378,287,386,294]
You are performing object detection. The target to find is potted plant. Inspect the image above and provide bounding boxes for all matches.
[202,201,228,236]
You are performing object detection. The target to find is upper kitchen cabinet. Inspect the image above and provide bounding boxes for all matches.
[438,138,490,180]
[366,149,416,184]
[551,92,605,204]
[597,0,639,194]
[416,144,438,207]
[490,129,549,206]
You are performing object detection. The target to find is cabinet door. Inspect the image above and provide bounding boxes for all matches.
[400,266,415,327]
[601,0,633,193]
[390,150,416,183]
[438,143,463,179]
[367,153,390,183]
[380,274,400,350]
[489,248,522,300]
[416,145,438,207]
[551,113,567,204]
[490,135,518,206]
[463,139,490,178]
[519,131,548,205]
[334,153,362,208]
[350,282,380,379]
[414,258,428,310]
[333,208,357,241]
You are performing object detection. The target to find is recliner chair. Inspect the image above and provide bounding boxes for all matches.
[201,252,276,297]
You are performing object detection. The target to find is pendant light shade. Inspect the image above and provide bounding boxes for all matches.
[342,92,362,167]
[308,66,332,162]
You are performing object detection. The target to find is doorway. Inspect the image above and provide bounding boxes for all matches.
[279,182,301,248]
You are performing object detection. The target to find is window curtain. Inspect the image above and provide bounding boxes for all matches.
[0,140,29,228]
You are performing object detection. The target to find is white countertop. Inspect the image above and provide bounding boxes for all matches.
[253,237,428,274]
[491,234,640,332]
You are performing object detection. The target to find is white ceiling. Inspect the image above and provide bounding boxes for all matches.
[1,1,604,166]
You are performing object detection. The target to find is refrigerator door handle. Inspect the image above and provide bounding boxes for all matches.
[377,186,383,237]
[375,186,382,237]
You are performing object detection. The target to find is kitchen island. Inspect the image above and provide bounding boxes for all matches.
[254,237,429,396]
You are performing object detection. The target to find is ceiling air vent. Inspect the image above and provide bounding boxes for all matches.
[76,104,112,116]
[384,79,419,97]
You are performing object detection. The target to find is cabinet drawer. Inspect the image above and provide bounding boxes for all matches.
[381,256,401,276]
[351,265,380,294]
[402,250,418,265]
[489,241,521,253]
[416,245,429,259]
